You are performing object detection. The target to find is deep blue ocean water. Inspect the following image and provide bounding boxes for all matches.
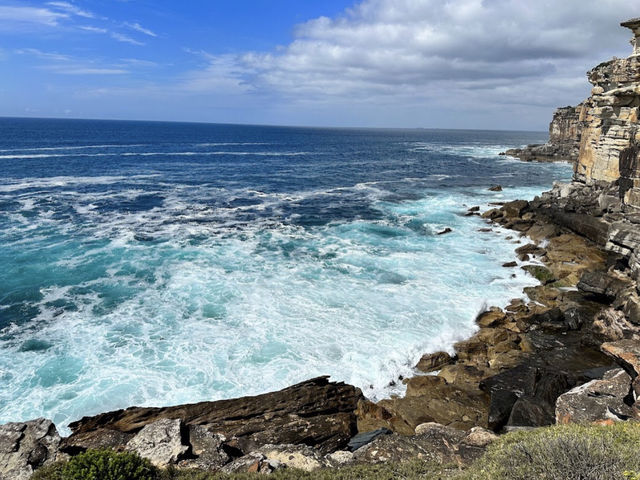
[0,118,572,432]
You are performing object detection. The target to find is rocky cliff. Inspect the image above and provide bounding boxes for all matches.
[503,104,584,163]
[575,55,640,188]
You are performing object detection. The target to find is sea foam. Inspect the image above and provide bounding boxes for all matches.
[0,122,571,433]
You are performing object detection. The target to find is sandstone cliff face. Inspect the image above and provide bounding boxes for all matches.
[575,55,640,187]
[503,104,583,163]
[549,104,585,157]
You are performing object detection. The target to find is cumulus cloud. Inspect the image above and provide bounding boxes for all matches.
[186,0,638,121]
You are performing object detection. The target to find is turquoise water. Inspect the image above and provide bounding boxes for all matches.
[0,119,572,432]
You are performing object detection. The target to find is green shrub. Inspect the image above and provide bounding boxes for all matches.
[31,461,66,480]
[464,423,640,480]
[32,449,157,480]
[158,460,456,480]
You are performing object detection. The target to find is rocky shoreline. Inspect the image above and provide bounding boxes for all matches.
[3,16,640,480]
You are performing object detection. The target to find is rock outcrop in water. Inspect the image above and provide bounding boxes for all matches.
[503,104,585,163]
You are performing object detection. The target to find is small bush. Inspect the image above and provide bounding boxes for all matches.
[158,460,455,480]
[32,449,157,480]
[31,461,65,480]
[464,422,640,480]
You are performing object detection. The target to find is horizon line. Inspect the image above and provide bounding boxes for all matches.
[0,115,548,135]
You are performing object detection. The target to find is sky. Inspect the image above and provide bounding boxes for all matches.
[0,0,639,130]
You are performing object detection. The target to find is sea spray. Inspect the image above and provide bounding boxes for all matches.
[0,119,572,433]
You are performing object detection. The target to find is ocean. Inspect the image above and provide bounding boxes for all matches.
[0,118,572,432]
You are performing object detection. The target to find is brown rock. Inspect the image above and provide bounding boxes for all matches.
[476,308,507,328]
[481,208,502,220]
[502,200,529,218]
[438,364,489,387]
[515,243,545,257]
[66,377,361,455]
[405,375,447,397]
[376,384,489,432]
[527,223,560,243]
[415,351,454,373]
[544,234,607,280]
[601,339,640,375]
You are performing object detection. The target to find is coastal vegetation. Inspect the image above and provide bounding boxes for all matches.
[31,423,640,480]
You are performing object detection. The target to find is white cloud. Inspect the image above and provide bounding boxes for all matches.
[80,25,108,33]
[185,0,639,114]
[44,66,128,75]
[111,32,144,46]
[16,47,128,75]
[46,1,94,19]
[0,5,68,27]
[181,53,252,94]
[15,48,71,62]
[120,58,159,67]
[125,22,157,37]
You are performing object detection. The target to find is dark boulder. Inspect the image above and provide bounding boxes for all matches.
[556,368,633,424]
[347,428,392,452]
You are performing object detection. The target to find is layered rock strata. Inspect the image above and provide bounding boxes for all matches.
[502,104,584,163]
[64,376,361,457]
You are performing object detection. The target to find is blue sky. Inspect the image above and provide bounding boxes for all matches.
[1,0,638,129]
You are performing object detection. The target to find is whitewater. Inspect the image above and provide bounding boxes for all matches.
[0,118,572,433]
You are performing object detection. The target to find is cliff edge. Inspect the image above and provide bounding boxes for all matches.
[503,104,585,163]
